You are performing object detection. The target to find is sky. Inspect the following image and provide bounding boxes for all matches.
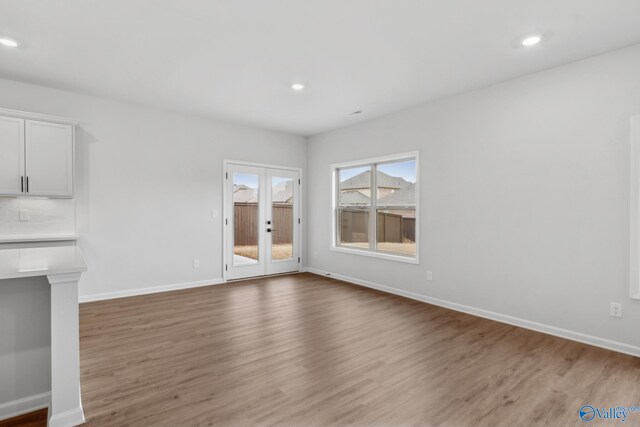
[339,160,416,183]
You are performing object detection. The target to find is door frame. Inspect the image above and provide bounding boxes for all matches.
[222,159,303,281]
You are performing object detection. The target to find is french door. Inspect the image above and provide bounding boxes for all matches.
[224,163,301,280]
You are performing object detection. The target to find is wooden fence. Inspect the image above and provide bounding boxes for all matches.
[234,203,293,246]
[339,209,415,243]
[402,217,416,242]
[234,205,414,246]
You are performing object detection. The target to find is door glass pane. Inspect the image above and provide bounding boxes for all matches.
[233,173,259,265]
[376,159,417,256]
[337,166,371,248]
[271,177,294,261]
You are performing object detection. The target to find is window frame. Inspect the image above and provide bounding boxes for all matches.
[330,151,419,264]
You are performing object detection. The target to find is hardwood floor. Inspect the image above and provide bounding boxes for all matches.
[0,409,47,427]
[79,273,640,426]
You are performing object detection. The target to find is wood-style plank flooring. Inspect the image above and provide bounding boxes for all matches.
[0,409,47,427]
[79,273,640,426]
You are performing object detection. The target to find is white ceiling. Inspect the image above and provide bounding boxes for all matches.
[1,1,640,136]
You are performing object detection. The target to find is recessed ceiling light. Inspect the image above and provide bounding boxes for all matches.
[521,35,542,47]
[291,83,305,91]
[0,38,19,48]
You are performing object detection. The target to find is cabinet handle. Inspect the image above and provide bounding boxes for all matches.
[21,176,24,193]
[26,176,29,193]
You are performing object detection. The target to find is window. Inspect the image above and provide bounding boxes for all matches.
[332,152,418,263]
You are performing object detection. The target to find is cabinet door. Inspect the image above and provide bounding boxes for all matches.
[25,120,74,197]
[0,116,25,196]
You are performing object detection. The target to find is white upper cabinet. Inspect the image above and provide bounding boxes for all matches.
[0,116,25,196]
[25,120,74,197]
[0,111,76,198]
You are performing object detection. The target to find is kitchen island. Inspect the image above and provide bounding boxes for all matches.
[0,246,87,427]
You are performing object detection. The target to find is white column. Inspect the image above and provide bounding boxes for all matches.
[47,272,85,427]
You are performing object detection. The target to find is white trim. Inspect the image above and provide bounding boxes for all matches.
[330,151,420,169]
[330,245,419,264]
[0,392,50,422]
[48,406,84,427]
[223,159,303,173]
[0,108,80,126]
[303,267,640,358]
[47,272,84,286]
[223,163,228,281]
[79,278,224,303]
[330,151,419,263]
[0,233,78,243]
[630,115,640,300]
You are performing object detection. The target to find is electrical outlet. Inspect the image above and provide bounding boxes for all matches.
[212,209,218,218]
[19,210,29,222]
[193,259,200,269]
[610,302,622,318]
[427,271,433,281]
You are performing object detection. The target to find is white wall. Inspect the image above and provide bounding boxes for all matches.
[0,78,306,412]
[0,77,307,298]
[307,44,640,351]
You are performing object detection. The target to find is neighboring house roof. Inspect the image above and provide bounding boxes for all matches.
[339,190,371,205]
[378,183,415,206]
[233,184,258,203]
[272,180,293,204]
[233,182,293,204]
[340,171,410,190]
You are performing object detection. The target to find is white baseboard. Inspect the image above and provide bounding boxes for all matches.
[303,267,640,358]
[48,406,85,427]
[79,278,225,303]
[0,392,50,422]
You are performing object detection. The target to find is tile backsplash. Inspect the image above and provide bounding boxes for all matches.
[0,198,75,236]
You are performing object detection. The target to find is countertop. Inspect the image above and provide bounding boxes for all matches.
[0,245,87,280]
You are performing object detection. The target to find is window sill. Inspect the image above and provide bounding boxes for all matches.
[330,245,419,264]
